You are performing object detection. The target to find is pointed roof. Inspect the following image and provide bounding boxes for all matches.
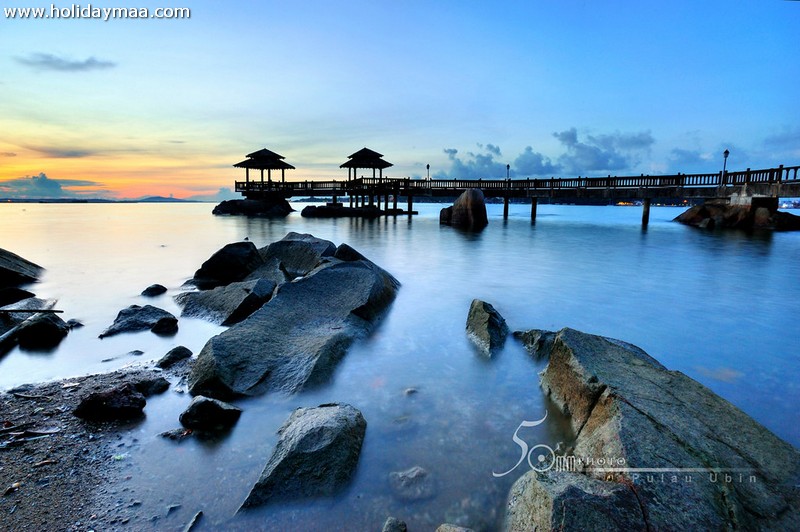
[340,147,393,169]
[234,148,295,170]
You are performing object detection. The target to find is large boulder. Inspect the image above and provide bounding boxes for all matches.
[191,241,264,289]
[465,299,508,356]
[440,189,488,230]
[240,403,366,508]
[258,232,337,279]
[176,278,276,325]
[675,200,800,231]
[99,305,178,338]
[188,256,399,398]
[505,327,800,530]
[212,197,293,217]
[0,248,43,288]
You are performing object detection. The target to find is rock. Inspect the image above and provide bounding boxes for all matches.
[240,403,367,508]
[465,299,509,356]
[258,232,337,279]
[133,376,170,397]
[73,383,146,420]
[389,465,436,501]
[506,327,800,529]
[382,517,408,532]
[15,313,70,349]
[141,284,167,297]
[334,243,367,262]
[244,257,290,286]
[212,197,293,217]
[179,395,242,430]
[191,241,265,289]
[436,525,475,532]
[175,279,275,325]
[0,287,35,307]
[512,329,556,359]
[156,346,193,369]
[0,248,43,288]
[66,319,84,329]
[99,305,178,338]
[505,470,645,531]
[439,189,488,230]
[189,255,399,398]
[674,200,800,231]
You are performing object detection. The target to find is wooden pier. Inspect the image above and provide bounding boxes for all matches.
[235,164,800,225]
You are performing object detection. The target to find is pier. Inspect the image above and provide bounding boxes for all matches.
[235,164,800,226]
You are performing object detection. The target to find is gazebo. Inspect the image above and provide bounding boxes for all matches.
[234,148,295,188]
[340,147,393,180]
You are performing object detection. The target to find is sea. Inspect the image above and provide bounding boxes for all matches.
[1,201,798,531]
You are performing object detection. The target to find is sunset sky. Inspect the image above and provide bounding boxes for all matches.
[1,1,798,199]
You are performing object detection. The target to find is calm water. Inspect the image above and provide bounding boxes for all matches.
[1,202,798,530]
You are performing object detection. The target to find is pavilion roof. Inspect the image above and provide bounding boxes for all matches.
[339,147,393,169]
[246,148,286,160]
[233,157,295,170]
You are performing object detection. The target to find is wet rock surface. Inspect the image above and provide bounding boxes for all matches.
[212,197,293,217]
[190,241,265,289]
[506,327,800,530]
[176,278,275,325]
[15,312,70,350]
[465,299,508,356]
[389,465,437,502]
[178,395,242,430]
[140,283,167,297]
[439,189,488,230]
[240,403,367,508]
[675,200,800,230]
[156,345,193,369]
[188,240,399,398]
[98,305,178,339]
[0,247,43,288]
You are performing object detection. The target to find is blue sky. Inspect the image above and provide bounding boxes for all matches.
[1,0,798,198]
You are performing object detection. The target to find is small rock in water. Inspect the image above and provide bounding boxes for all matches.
[156,346,193,369]
[382,516,408,532]
[73,383,146,420]
[389,466,436,501]
[141,284,168,297]
[179,396,242,430]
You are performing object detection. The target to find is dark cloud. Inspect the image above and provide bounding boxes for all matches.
[554,128,654,175]
[438,144,509,179]
[15,53,116,72]
[763,127,800,148]
[0,152,17,157]
[0,173,104,198]
[513,147,560,176]
[28,146,94,158]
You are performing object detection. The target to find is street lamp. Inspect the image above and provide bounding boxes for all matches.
[722,149,729,185]
[426,163,430,180]
[506,164,510,180]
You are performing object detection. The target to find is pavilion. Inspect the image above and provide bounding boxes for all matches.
[340,147,393,180]
[234,148,295,188]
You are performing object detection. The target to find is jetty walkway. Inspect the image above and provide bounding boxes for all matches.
[236,164,800,226]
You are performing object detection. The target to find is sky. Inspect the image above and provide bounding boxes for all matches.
[1,0,798,199]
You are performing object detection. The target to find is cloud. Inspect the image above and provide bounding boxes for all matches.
[0,172,104,198]
[0,152,17,157]
[27,146,95,158]
[438,144,510,179]
[764,127,800,149]
[513,147,560,176]
[15,53,116,72]
[184,187,240,202]
[554,128,654,175]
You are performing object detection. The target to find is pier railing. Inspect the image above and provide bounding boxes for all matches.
[234,164,799,197]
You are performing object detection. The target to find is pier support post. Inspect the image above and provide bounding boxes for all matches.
[642,198,651,228]
[503,196,509,219]
[393,188,398,211]
[407,194,413,216]
[531,197,538,223]
[384,193,389,211]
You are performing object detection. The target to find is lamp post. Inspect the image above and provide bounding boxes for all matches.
[506,164,510,180]
[722,149,729,184]
[426,163,430,180]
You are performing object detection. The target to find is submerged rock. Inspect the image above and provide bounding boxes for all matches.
[188,249,399,398]
[176,278,276,325]
[179,396,242,430]
[505,327,800,530]
[141,284,167,297]
[389,465,436,501]
[16,313,70,349]
[0,248,43,288]
[212,197,293,217]
[439,189,488,230]
[156,345,193,369]
[240,403,366,508]
[99,305,178,338]
[381,517,408,532]
[465,299,509,356]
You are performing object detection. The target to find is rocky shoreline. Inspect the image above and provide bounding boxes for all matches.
[2,242,799,530]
